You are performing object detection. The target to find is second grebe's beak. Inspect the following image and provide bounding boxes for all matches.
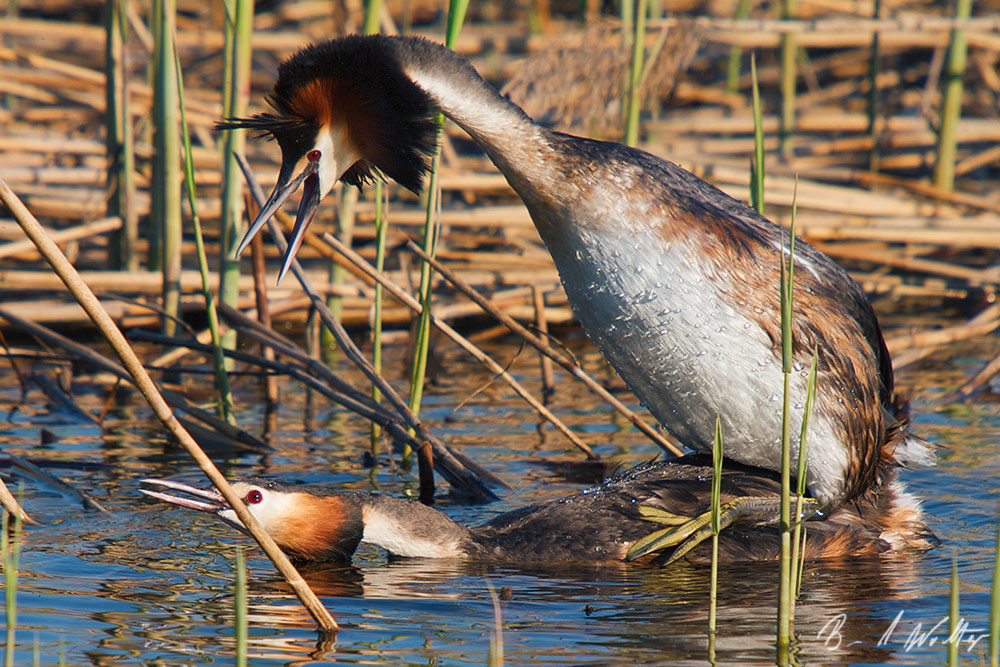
[140,478,227,513]
[234,150,324,284]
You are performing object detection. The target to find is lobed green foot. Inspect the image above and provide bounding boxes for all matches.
[626,495,821,564]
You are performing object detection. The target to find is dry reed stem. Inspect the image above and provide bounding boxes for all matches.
[0,177,338,633]
[9,455,110,513]
[235,154,500,497]
[322,232,600,460]
[0,477,37,525]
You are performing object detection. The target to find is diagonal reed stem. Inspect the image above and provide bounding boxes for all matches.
[0,178,338,634]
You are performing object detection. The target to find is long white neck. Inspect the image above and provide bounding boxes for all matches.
[360,495,472,559]
[394,38,552,200]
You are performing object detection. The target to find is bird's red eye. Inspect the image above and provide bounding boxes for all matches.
[307,149,321,161]
[245,490,263,504]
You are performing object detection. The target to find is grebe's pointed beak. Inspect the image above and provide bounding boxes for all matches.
[278,163,323,283]
[140,478,227,515]
[234,152,324,283]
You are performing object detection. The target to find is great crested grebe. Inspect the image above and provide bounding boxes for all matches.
[141,461,935,564]
[218,35,931,536]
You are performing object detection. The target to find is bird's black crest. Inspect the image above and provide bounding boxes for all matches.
[216,35,439,194]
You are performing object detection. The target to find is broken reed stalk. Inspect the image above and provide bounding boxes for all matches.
[933,0,972,192]
[234,154,498,499]
[0,307,268,452]
[3,504,22,666]
[218,0,252,363]
[174,40,235,424]
[404,239,682,457]
[0,479,34,526]
[9,455,109,514]
[104,0,136,272]
[204,308,495,474]
[0,178,338,633]
[151,0,181,336]
[324,232,599,460]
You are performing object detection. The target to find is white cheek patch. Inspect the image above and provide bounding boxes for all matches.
[314,125,363,196]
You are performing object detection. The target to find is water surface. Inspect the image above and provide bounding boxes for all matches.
[1,334,996,666]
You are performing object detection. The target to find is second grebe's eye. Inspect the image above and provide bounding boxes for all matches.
[245,490,263,504]
[307,149,321,161]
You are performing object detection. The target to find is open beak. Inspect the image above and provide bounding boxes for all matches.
[140,478,235,523]
[234,157,323,284]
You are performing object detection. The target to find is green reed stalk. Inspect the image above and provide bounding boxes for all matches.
[370,181,387,452]
[776,178,796,659]
[174,43,235,423]
[779,0,797,158]
[708,415,723,635]
[624,0,648,147]
[235,547,247,667]
[486,580,505,667]
[219,0,252,364]
[363,0,386,451]
[621,0,633,48]
[364,0,383,33]
[867,0,881,173]
[749,55,764,215]
[408,0,469,424]
[725,0,752,94]
[790,353,816,613]
[3,508,22,667]
[933,0,972,192]
[990,522,999,667]
[152,0,181,336]
[948,554,959,667]
[105,0,136,272]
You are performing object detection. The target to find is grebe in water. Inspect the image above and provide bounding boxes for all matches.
[142,460,934,564]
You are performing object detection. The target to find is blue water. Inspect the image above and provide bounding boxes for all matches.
[0,336,997,666]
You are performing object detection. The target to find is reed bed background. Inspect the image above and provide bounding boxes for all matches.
[0,0,997,361]
[0,0,999,661]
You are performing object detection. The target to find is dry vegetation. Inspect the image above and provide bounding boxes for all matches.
[1,0,999,375]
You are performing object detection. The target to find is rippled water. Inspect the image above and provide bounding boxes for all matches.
[0,334,997,666]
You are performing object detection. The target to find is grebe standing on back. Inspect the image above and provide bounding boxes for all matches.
[217,35,932,546]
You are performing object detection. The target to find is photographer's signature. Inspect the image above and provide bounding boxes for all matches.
[817,610,988,653]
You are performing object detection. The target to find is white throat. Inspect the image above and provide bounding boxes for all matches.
[361,505,465,559]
